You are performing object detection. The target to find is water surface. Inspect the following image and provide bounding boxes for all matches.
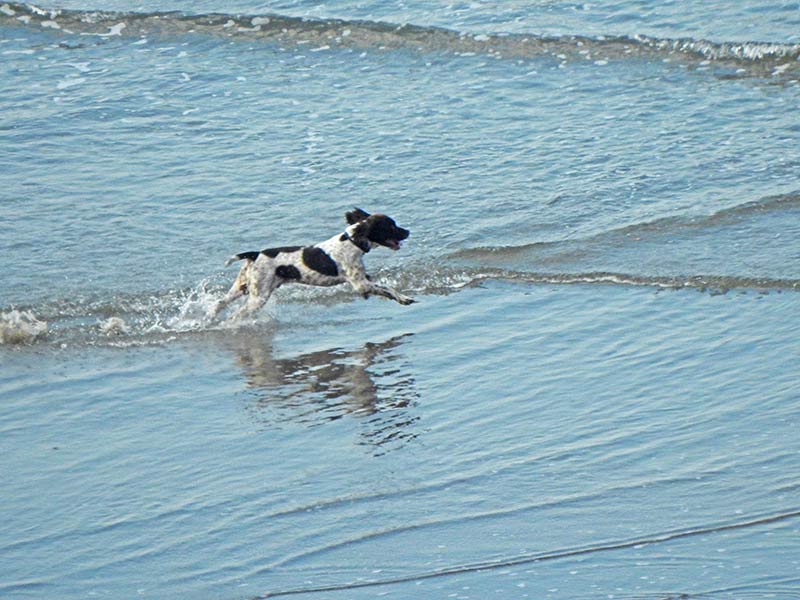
[2,1,799,598]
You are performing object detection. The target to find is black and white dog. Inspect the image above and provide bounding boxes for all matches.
[209,208,415,321]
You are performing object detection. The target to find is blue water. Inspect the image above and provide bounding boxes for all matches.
[2,1,800,598]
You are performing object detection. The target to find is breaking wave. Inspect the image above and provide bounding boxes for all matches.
[2,2,799,75]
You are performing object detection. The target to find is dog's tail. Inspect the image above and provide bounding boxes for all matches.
[224,251,259,267]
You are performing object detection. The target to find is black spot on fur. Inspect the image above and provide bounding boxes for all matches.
[302,246,339,277]
[236,251,260,262]
[276,265,301,280]
[262,246,302,258]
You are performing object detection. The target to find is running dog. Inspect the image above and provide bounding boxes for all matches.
[209,208,415,320]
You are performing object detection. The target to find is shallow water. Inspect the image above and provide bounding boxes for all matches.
[2,1,800,598]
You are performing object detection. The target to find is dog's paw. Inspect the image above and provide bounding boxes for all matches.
[398,295,416,305]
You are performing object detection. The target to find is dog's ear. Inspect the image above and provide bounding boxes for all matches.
[346,208,371,225]
[349,218,372,250]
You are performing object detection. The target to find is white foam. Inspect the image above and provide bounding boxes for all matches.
[773,63,791,75]
[0,310,48,345]
[27,4,49,16]
[81,22,126,37]
[100,317,128,336]
[65,61,91,73]
[57,77,86,90]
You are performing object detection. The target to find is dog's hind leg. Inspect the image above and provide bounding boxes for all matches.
[208,264,251,321]
[208,281,246,321]
[229,273,278,321]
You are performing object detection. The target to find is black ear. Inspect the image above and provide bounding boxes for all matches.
[346,208,371,225]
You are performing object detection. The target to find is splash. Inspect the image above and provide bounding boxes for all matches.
[156,279,222,333]
[0,310,48,345]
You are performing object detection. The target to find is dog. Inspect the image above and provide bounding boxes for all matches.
[209,208,415,321]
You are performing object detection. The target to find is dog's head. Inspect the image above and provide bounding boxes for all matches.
[345,208,410,251]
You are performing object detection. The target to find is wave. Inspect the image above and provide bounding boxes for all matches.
[2,261,798,349]
[2,3,799,75]
[457,192,800,257]
[451,191,800,280]
[617,191,800,235]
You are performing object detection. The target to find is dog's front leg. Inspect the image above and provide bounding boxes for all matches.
[352,276,415,305]
[371,283,415,305]
[343,261,415,305]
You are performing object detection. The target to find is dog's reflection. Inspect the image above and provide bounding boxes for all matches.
[229,330,419,454]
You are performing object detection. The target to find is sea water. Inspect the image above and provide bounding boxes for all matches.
[1,1,799,598]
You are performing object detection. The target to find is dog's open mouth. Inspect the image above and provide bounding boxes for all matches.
[385,239,402,251]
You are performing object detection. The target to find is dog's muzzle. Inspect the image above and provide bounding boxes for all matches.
[387,227,409,250]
